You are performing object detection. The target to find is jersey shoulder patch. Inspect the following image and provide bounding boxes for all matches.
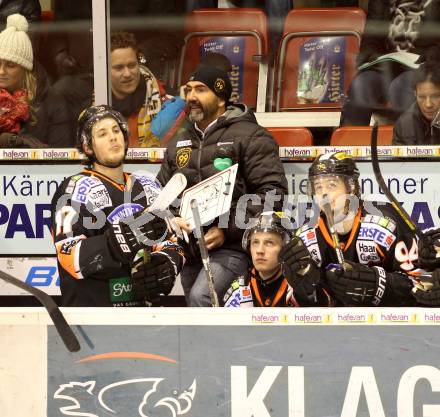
[358,215,397,250]
[131,172,162,207]
[297,224,318,247]
[224,276,253,308]
[70,175,102,204]
[362,213,397,233]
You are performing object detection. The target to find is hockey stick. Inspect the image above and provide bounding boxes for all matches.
[190,199,219,307]
[321,198,347,270]
[148,173,187,212]
[135,173,187,263]
[370,122,428,245]
[0,270,80,352]
[370,123,440,291]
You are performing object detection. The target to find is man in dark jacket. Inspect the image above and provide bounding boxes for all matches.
[157,66,288,306]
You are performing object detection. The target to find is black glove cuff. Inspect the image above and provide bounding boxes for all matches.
[106,223,138,265]
[371,266,387,306]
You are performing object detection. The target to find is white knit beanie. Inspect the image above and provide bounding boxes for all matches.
[0,14,33,70]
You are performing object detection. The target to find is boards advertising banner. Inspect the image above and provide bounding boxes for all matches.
[2,309,440,417]
[1,161,439,256]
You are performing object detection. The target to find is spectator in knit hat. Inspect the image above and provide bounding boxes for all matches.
[0,13,71,148]
[157,65,288,306]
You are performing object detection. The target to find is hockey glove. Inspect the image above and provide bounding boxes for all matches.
[326,261,414,306]
[278,236,321,302]
[418,228,440,270]
[412,270,440,306]
[106,210,168,264]
[131,252,177,303]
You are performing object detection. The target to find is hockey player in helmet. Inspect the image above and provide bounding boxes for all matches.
[224,211,302,307]
[279,151,425,306]
[51,105,184,306]
[76,104,130,170]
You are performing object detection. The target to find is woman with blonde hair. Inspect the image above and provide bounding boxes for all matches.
[0,13,71,147]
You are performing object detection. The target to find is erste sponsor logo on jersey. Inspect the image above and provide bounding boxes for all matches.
[299,227,318,247]
[131,174,161,206]
[71,176,100,204]
[358,222,396,250]
[132,173,161,190]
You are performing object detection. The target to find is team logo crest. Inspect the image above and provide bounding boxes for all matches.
[214,78,226,94]
[315,162,327,173]
[176,147,191,168]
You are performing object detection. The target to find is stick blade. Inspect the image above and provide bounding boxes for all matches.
[0,271,80,352]
[150,173,187,211]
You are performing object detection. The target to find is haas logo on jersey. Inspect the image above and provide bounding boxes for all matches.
[394,239,418,271]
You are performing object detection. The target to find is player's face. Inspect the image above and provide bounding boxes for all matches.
[416,81,440,121]
[88,117,125,168]
[250,231,283,280]
[111,47,141,99]
[313,175,348,216]
[184,81,225,128]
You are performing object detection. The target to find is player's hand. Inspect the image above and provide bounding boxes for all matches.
[205,226,225,250]
[106,210,168,264]
[131,252,177,303]
[412,269,440,306]
[171,216,193,234]
[418,228,440,270]
[278,236,320,302]
[326,261,380,306]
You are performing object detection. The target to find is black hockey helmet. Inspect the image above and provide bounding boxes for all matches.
[308,152,360,197]
[242,211,293,250]
[76,104,129,152]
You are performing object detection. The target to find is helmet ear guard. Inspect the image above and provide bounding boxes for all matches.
[242,211,293,251]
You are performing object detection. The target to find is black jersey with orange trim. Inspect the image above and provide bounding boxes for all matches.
[224,268,299,307]
[296,202,420,305]
[50,168,184,307]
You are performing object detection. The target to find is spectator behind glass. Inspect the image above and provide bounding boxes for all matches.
[110,31,166,148]
[0,14,71,148]
[151,52,233,144]
[393,48,440,146]
[46,0,185,141]
[340,0,440,126]
[0,0,40,23]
